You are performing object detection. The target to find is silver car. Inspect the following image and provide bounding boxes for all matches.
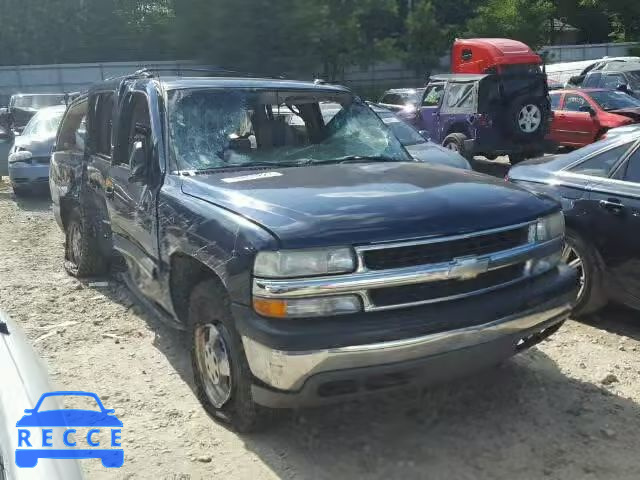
[8,105,66,196]
[0,310,84,479]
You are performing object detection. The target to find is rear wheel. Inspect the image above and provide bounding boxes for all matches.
[189,279,276,432]
[64,207,109,277]
[562,229,607,317]
[442,133,472,160]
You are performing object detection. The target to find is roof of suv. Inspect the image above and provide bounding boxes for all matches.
[91,75,351,94]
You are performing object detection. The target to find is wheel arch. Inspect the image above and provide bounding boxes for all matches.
[169,252,228,326]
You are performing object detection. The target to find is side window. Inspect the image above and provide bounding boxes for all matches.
[442,83,476,112]
[550,93,562,110]
[422,84,444,107]
[92,93,114,157]
[623,147,640,183]
[56,100,88,153]
[569,143,633,177]
[583,73,601,88]
[563,94,588,112]
[115,93,151,167]
[602,74,624,89]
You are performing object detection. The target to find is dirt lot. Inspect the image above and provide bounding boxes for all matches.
[2,176,640,480]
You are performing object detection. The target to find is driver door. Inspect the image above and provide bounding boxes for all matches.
[106,89,159,293]
[418,82,445,138]
[560,93,599,147]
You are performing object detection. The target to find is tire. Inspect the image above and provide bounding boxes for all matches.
[64,207,109,277]
[189,279,277,432]
[505,95,547,141]
[442,133,472,160]
[12,185,30,197]
[562,229,607,317]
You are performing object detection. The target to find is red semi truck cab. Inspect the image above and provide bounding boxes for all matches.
[452,38,543,75]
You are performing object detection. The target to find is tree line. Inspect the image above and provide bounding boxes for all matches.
[0,0,638,78]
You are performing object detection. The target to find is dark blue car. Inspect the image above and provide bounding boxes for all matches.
[508,133,640,317]
[15,391,123,468]
[50,70,576,432]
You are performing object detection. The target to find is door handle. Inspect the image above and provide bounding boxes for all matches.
[599,198,625,214]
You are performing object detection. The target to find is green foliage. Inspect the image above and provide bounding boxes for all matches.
[404,0,454,74]
[465,0,554,48]
[0,0,634,75]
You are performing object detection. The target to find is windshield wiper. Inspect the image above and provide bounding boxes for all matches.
[317,155,405,165]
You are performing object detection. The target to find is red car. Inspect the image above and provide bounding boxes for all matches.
[548,88,640,148]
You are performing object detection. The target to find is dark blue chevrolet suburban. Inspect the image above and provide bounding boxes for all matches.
[50,71,576,432]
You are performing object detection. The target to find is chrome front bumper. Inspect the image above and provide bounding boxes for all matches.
[242,298,571,392]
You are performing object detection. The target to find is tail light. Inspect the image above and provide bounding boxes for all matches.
[475,114,492,127]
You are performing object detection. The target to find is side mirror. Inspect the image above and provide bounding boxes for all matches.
[128,140,148,184]
[579,105,596,116]
[617,83,630,93]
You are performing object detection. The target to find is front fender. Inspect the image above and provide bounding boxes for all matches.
[158,177,278,305]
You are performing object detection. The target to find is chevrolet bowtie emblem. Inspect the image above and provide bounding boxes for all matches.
[448,256,490,280]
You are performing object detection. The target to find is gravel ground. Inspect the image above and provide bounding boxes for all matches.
[2,177,640,480]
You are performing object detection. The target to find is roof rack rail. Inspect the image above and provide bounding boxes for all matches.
[131,67,286,79]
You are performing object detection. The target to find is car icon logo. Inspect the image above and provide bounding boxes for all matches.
[15,391,124,468]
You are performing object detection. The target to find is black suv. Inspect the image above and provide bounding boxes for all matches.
[581,63,640,98]
[394,73,553,163]
[50,70,575,431]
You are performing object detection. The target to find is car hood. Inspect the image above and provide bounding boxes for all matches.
[181,163,557,248]
[13,134,56,158]
[405,142,472,170]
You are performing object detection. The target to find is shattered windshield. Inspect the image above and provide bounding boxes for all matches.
[167,88,411,171]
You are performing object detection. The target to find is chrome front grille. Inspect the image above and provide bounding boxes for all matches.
[253,221,563,312]
[362,226,529,270]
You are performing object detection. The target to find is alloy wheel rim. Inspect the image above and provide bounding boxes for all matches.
[561,243,586,301]
[195,323,232,408]
[518,104,542,133]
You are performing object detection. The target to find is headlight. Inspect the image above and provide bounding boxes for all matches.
[253,295,362,318]
[254,248,356,278]
[530,211,565,242]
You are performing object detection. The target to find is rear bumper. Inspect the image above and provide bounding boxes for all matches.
[238,266,576,407]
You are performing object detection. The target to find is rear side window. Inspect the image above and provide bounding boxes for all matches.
[582,73,601,88]
[56,101,88,153]
[550,93,561,109]
[92,93,115,156]
[442,83,476,113]
[568,142,633,177]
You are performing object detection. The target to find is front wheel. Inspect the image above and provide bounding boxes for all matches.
[442,133,472,160]
[189,279,277,432]
[562,229,607,317]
